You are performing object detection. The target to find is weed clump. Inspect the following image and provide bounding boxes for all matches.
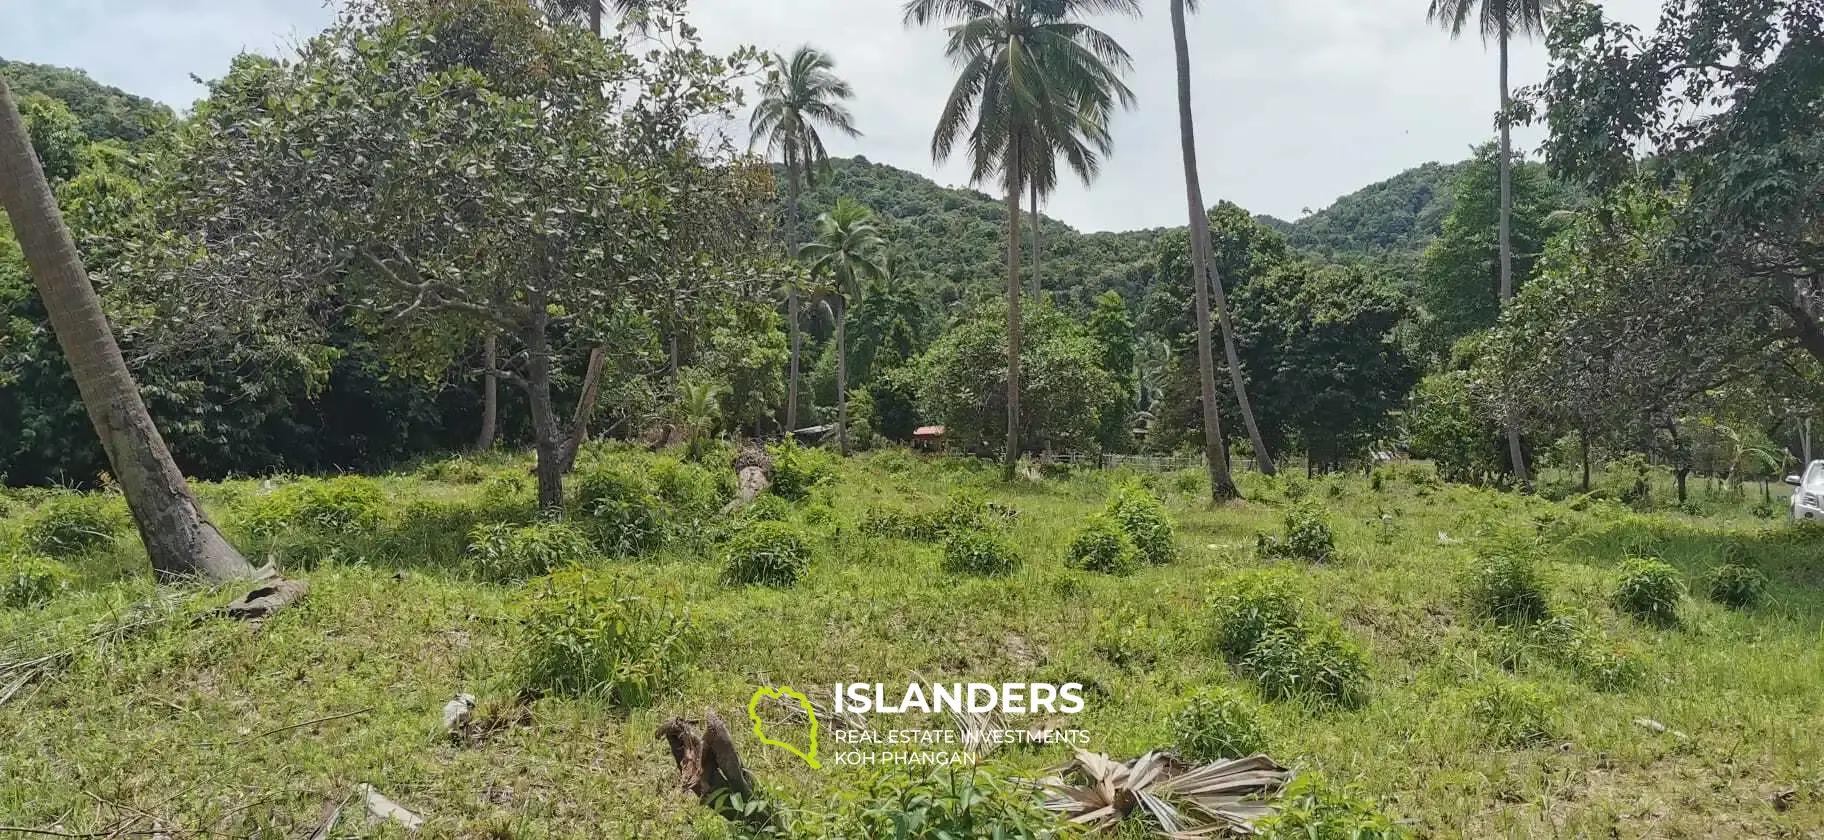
[1706,563,1768,609]
[768,436,837,501]
[1,554,74,608]
[23,493,127,556]
[517,570,695,706]
[1106,484,1176,565]
[466,521,594,582]
[569,464,664,556]
[1255,774,1409,840]
[234,477,386,566]
[1170,688,1267,761]
[1497,615,1647,691]
[1065,514,1142,576]
[1611,557,1684,627]
[1462,548,1552,626]
[416,456,488,484]
[1460,677,1554,747]
[942,529,1020,577]
[838,766,1053,839]
[1257,501,1336,563]
[1210,571,1305,659]
[722,520,814,587]
[648,458,726,526]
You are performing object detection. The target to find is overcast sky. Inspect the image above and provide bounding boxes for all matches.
[1,0,1663,233]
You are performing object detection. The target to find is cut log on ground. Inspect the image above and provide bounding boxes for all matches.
[655,710,769,827]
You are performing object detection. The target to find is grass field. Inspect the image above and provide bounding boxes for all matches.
[2,445,1821,838]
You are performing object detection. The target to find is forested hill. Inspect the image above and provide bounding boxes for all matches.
[0,58,172,143]
[787,155,1468,309]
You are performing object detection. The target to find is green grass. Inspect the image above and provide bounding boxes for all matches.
[2,450,1822,837]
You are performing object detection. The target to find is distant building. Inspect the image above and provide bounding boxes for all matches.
[912,425,945,451]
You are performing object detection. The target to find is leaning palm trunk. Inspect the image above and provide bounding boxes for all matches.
[1169,0,1239,500]
[0,79,252,582]
[1496,27,1530,489]
[1003,146,1024,482]
[1211,259,1276,477]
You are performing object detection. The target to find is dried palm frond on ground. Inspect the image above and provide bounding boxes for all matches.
[1039,749,1292,837]
[0,588,191,708]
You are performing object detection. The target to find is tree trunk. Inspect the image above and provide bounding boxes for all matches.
[1580,429,1591,492]
[1676,468,1690,504]
[588,1,603,36]
[1003,143,1023,482]
[785,169,803,435]
[0,80,252,582]
[1030,182,1041,298]
[836,294,849,456]
[1497,27,1532,490]
[1211,253,1275,477]
[1170,0,1238,501]
[523,295,564,512]
[1804,417,1812,466]
[476,332,498,450]
[556,345,607,474]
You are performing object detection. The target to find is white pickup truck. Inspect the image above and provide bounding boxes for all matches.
[1785,461,1824,521]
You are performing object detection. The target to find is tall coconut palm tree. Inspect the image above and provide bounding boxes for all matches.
[1168,0,1277,500]
[904,0,1139,480]
[1428,0,1549,489]
[0,78,252,582]
[750,45,861,435]
[539,0,650,35]
[800,196,888,455]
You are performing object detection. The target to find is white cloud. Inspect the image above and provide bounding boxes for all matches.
[0,0,1664,232]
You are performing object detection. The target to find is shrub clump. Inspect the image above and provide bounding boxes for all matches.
[569,464,665,556]
[649,458,726,527]
[1255,774,1410,840]
[516,569,695,706]
[1256,501,1336,563]
[1462,549,1552,626]
[1706,563,1768,609]
[942,529,1021,577]
[1497,615,1648,692]
[23,493,128,556]
[1242,625,1370,708]
[1611,557,1684,627]
[244,476,387,538]
[1107,484,1176,565]
[1170,688,1267,761]
[1065,514,1142,576]
[1460,677,1554,747]
[1,554,75,608]
[466,521,594,582]
[721,520,814,587]
[1210,571,1306,659]
[768,437,837,501]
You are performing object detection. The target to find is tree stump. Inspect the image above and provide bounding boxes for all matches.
[719,446,774,516]
[655,710,764,825]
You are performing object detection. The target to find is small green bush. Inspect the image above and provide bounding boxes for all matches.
[416,456,488,484]
[1706,563,1768,609]
[1611,557,1684,627]
[941,529,1020,577]
[466,522,594,582]
[861,504,932,540]
[1170,688,1267,761]
[847,766,1053,840]
[1257,501,1336,563]
[1107,484,1176,565]
[1210,571,1305,659]
[1065,514,1142,576]
[1463,549,1552,626]
[1241,625,1370,708]
[569,464,665,556]
[0,554,74,608]
[23,493,127,556]
[1255,774,1409,840]
[768,437,837,501]
[245,476,387,538]
[649,459,725,524]
[1461,677,1553,747]
[740,493,794,523]
[1504,616,1647,691]
[722,520,814,587]
[517,570,695,706]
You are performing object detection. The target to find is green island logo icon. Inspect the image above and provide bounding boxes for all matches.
[747,685,821,769]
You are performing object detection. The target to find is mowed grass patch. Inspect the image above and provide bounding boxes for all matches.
[1,451,1821,837]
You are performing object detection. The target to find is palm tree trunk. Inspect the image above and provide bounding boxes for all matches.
[588,1,603,36]
[476,331,498,450]
[1497,27,1531,490]
[1211,254,1276,476]
[836,294,849,456]
[785,168,804,435]
[0,80,252,581]
[1170,0,1238,501]
[1003,143,1024,482]
[1030,183,1041,298]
